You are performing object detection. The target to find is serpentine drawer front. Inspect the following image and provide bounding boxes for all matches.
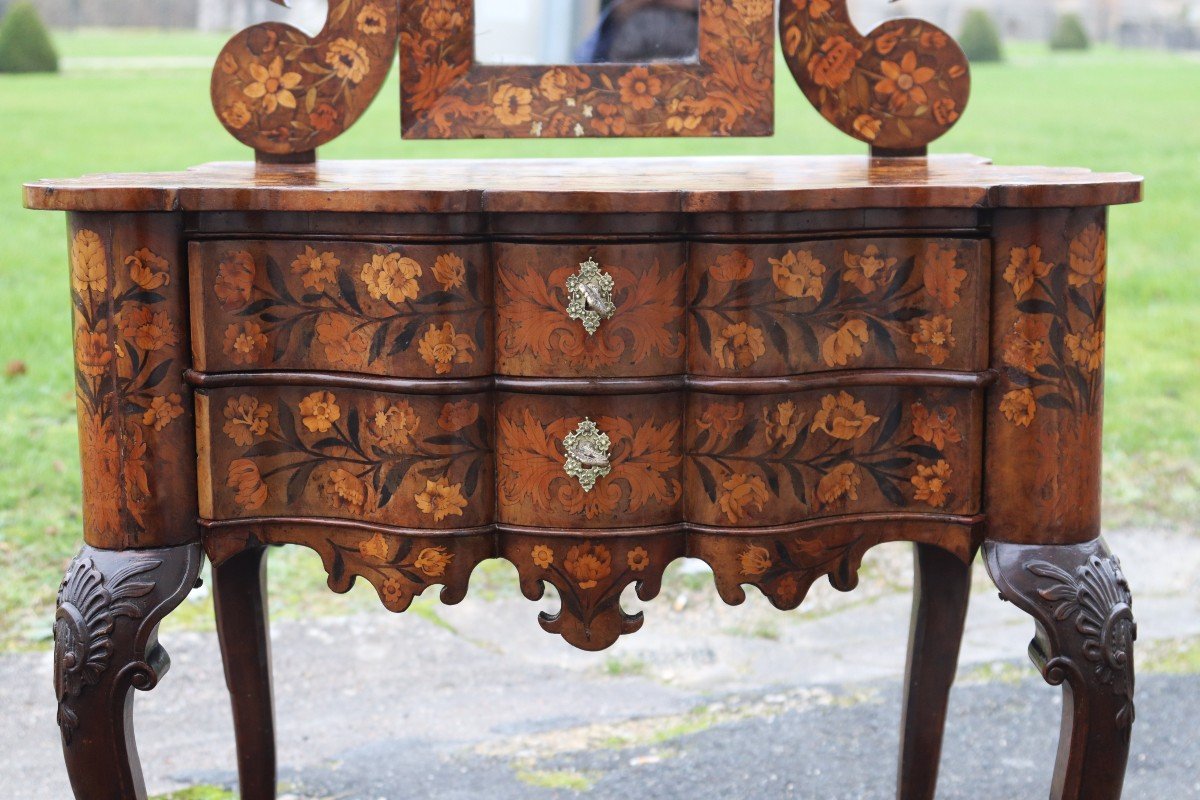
[26,156,1143,800]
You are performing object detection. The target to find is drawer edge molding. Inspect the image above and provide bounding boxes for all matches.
[185,369,493,395]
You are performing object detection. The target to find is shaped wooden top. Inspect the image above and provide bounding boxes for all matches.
[24,155,1141,215]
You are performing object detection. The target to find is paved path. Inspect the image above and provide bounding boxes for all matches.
[3,528,1197,799]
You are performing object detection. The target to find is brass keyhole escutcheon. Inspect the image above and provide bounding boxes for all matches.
[565,258,616,336]
[562,418,612,492]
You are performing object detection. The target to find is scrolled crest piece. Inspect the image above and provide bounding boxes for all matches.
[211,0,399,158]
[779,0,970,152]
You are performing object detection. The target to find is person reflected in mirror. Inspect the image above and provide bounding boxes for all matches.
[574,0,700,63]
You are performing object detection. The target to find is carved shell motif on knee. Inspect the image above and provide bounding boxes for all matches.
[211,0,399,156]
[779,0,971,151]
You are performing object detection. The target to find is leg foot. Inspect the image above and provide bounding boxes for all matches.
[897,543,973,800]
[984,538,1136,800]
[214,546,276,800]
[54,544,203,800]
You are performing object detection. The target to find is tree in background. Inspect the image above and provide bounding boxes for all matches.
[0,2,59,73]
[959,8,1003,64]
[1051,13,1092,51]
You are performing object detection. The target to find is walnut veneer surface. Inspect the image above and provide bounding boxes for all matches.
[27,155,1145,800]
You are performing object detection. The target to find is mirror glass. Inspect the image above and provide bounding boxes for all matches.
[474,0,701,65]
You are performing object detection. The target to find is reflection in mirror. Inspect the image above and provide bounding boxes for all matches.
[475,0,700,65]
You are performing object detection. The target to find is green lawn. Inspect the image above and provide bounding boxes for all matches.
[0,33,1197,648]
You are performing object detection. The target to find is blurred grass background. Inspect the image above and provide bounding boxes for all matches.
[0,34,1197,649]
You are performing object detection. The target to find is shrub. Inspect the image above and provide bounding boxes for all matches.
[0,2,59,74]
[1050,13,1091,51]
[959,9,1004,64]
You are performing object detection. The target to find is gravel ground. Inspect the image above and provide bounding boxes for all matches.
[2,528,1198,799]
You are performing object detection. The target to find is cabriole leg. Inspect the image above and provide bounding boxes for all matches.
[984,538,1136,800]
[897,542,974,800]
[214,546,277,800]
[54,544,203,800]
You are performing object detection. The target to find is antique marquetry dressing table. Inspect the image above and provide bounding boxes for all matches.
[25,1,1142,798]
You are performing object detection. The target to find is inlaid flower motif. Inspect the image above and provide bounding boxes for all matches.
[627,547,651,572]
[1000,388,1037,427]
[932,98,959,125]
[1066,324,1105,372]
[414,546,454,577]
[798,0,832,18]
[817,462,860,508]
[119,306,178,352]
[808,35,861,89]
[360,253,422,304]
[1002,315,1050,373]
[1004,245,1053,300]
[493,84,533,125]
[314,313,369,371]
[70,229,107,294]
[356,3,388,35]
[713,322,766,370]
[618,67,662,110]
[738,545,772,576]
[380,576,406,607]
[875,51,935,111]
[718,473,769,523]
[75,330,112,377]
[291,246,340,292]
[911,460,953,507]
[843,245,897,293]
[437,400,478,432]
[243,55,301,113]
[309,102,340,132]
[712,251,755,282]
[875,29,902,55]
[911,316,956,366]
[696,403,745,448]
[432,253,466,291]
[908,403,961,450]
[531,544,555,569]
[325,38,370,84]
[214,251,256,311]
[762,401,805,450]
[358,532,391,561]
[733,0,772,23]
[770,250,826,299]
[852,114,882,141]
[821,319,870,367]
[1068,224,1107,287]
[327,468,369,510]
[775,574,800,604]
[126,248,170,291]
[922,245,966,309]
[142,394,183,431]
[299,390,341,433]
[222,101,252,129]
[810,391,879,441]
[420,1,464,40]
[228,458,268,510]
[538,67,582,102]
[366,401,417,449]
[223,321,269,365]
[415,477,468,521]
[418,322,475,374]
[564,543,612,589]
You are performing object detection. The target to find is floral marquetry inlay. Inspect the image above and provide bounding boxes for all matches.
[193,241,491,377]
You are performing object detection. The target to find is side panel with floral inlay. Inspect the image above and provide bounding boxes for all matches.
[211,0,399,155]
[68,213,198,549]
[986,208,1108,545]
[496,393,685,528]
[199,386,493,529]
[190,240,491,377]
[687,385,981,527]
[495,242,686,377]
[688,238,987,376]
[205,523,494,614]
[691,517,976,610]
[501,530,686,651]
[400,0,774,139]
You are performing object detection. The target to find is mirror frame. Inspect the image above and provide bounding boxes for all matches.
[400,0,774,139]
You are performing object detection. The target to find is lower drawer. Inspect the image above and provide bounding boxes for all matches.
[197,386,493,528]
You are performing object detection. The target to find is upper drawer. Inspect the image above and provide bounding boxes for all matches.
[495,242,686,378]
[688,238,988,377]
[190,240,492,377]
